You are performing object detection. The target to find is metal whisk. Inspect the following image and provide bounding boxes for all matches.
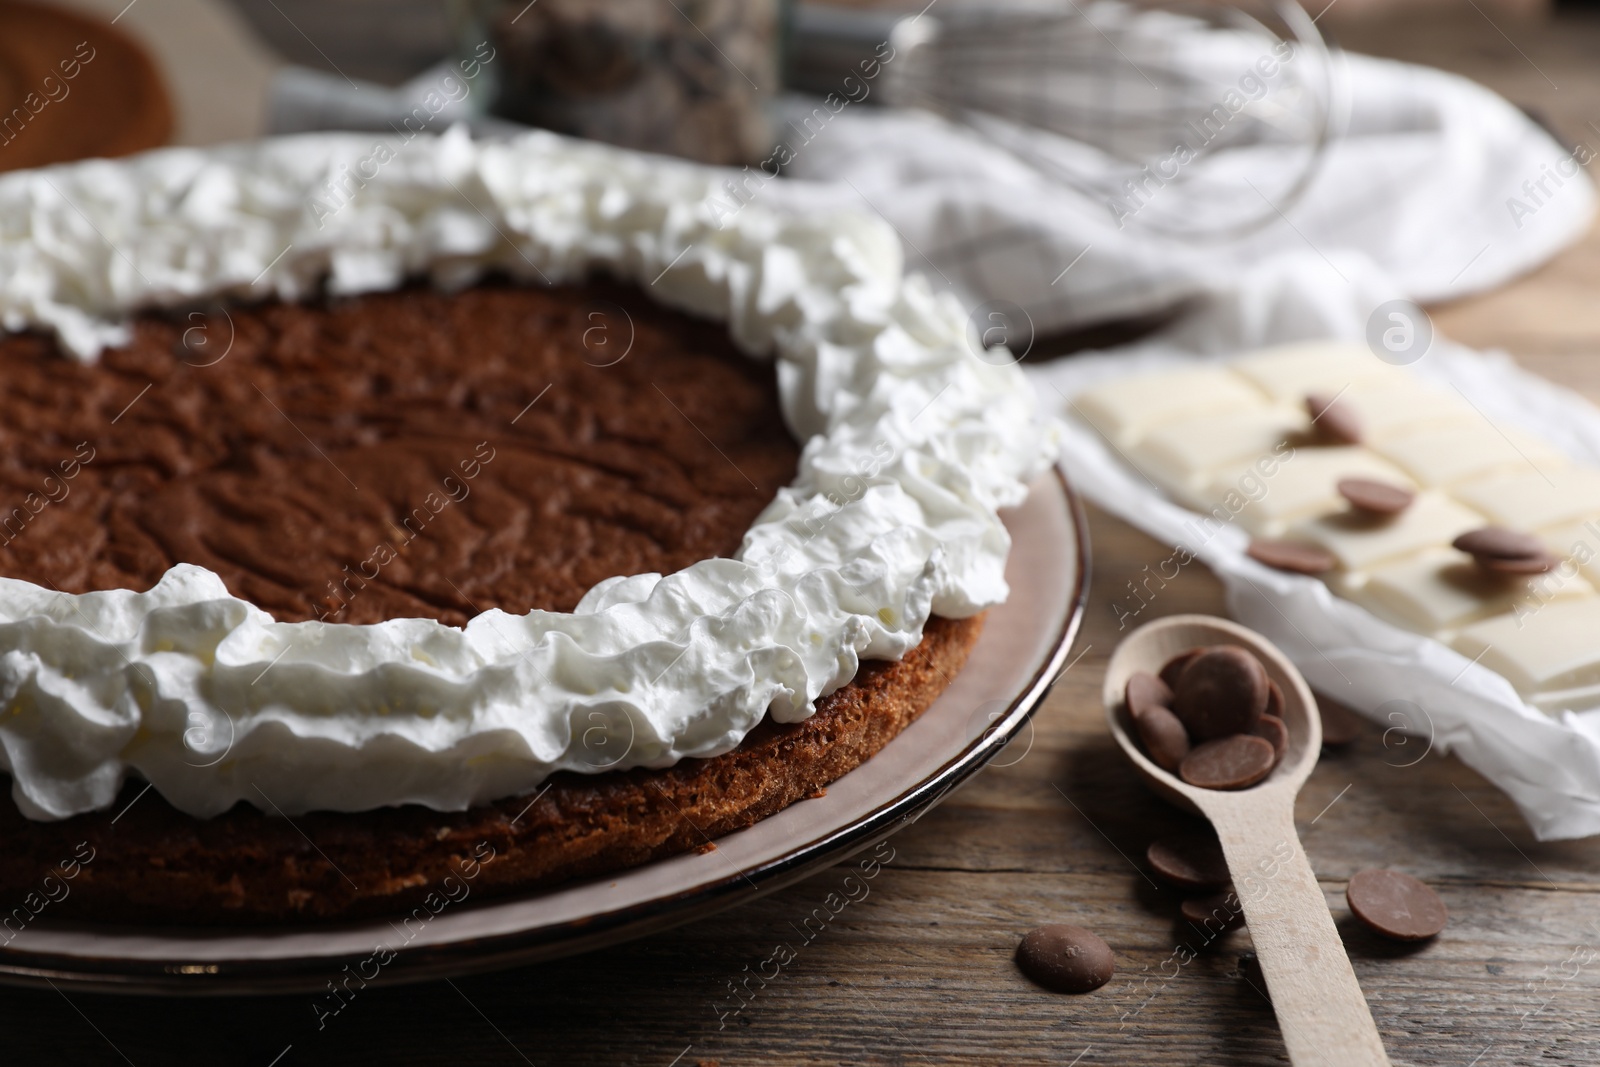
[804,0,1337,240]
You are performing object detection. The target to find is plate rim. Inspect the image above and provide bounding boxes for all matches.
[0,468,1090,996]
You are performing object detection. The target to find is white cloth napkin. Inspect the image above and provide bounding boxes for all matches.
[780,11,1594,334]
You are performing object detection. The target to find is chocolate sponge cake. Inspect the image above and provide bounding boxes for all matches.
[0,130,1050,931]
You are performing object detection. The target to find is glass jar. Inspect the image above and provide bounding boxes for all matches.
[452,0,781,165]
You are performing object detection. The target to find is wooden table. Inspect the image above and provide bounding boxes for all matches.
[8,7,1600,1067]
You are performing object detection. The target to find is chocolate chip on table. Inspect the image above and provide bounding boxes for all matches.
[1319,699,1364,746]
[1133,703,1191,772]
[1159,648,1203,691]
[1147,834,1231,891]
[1180,735,1278,790]
[1125,671,1175,720]
[1173,646,1269,740]
[1307,391,1362,444]
[1337,477,1415,516]
[1181,889,1245,932]
[1452,526,1545,561]
[1345,869,1448,941]
[1247,538,1338,575]
[1253,714,1288,762]
[1016,924,1116,993]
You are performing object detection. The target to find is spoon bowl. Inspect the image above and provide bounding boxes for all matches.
[1104,614,1388,1067]
[1104,613,1321,814]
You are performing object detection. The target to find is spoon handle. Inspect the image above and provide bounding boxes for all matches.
[1203,795,1390,1067]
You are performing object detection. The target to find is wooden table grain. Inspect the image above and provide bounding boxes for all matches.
[7,7,1600,1067]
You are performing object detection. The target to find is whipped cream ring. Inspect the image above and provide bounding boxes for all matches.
[0,127,1056,819]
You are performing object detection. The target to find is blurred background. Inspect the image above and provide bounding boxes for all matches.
[4,0,1579,146]
[2,0,1594,355]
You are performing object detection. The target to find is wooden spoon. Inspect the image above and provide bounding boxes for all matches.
[1103,614,1390,1067]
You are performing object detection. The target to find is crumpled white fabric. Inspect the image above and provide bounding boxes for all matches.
[782,16,1593,335]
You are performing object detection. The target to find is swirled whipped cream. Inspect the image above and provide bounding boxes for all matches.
[0,126,1055,820]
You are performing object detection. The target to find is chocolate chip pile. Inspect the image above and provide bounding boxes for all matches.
[1125,645,1287,790]
[1016,682,1444,995]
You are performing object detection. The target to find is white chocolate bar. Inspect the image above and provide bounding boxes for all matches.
[1335,381,1480,442]
[1289,493,1484,572]
[1452,597,1600,695]
[1373,423,1567,487]
[1539,520,1600,586]
[1199,447,1413,536]
[1349,547,1593,636]
[1454,467,1600,533]
[1073,368,1265,447]
[1078,346,1600,712]
[1232,342,1407,401]
[1131,407,1305,501]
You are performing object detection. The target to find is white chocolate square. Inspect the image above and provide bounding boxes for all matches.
[1349,547,1592,636]
[1539,520,1600,586]
[1131,406,1305,500]
[1453,467,1600,532]
[1072,368,1265,448]
[1373,423,1567,487]
[1337,381,1479,442]
[1199,447,1413,536]
[1451,596,1600,695]
[1232,342,1406,402]
[1289,493,1485,572]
